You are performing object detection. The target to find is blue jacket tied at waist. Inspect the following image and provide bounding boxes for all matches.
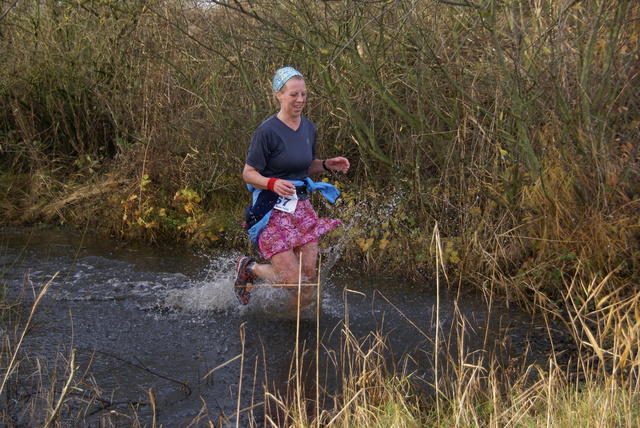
[244,178,340,246]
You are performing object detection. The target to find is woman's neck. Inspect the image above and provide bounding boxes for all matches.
[277,111,301,130]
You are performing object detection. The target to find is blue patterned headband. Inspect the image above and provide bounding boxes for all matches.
[272,67,303,92]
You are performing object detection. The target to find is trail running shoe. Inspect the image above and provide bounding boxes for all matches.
[234,256,256,305]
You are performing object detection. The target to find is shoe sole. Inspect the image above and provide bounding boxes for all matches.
[234,257,253,305]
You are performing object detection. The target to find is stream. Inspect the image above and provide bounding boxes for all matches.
[0,227,562,426]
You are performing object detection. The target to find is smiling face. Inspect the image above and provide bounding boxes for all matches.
[276,77,307,121]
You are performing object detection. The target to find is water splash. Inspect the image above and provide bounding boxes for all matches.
[162,255,323,320]
[319,213,358,279]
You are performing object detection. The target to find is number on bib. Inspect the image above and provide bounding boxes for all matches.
[274,192,298,213]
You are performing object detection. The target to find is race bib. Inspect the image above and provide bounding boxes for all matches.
[274,192,298,213]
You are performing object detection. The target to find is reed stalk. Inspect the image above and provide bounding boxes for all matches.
[0,272,57,396]
[43,349,76,428]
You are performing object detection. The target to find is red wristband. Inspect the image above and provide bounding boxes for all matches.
[267,177,279,192]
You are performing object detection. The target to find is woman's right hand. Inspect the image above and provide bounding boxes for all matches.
[271,178,295,198]
[243,164,295,197]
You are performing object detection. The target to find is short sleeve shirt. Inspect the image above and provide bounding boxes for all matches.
[245,114,316,181]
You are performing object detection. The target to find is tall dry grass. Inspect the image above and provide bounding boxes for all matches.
[234,227,639,427]
[219,279,638,427]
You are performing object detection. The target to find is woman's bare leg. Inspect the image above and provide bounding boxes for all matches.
[250,241,319,309]
[291,241,318,308]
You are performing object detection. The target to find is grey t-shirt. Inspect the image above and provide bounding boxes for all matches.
[245,114,317,181]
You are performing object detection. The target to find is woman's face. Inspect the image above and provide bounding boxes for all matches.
[277,78,307,119]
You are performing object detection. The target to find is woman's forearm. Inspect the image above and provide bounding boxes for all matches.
[308,159,326,176]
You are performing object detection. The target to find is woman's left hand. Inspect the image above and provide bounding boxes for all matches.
[325,157,350,174]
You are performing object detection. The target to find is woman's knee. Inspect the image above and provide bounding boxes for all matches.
[302,266,316,283]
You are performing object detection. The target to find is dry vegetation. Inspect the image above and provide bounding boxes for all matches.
[1,0,639,426]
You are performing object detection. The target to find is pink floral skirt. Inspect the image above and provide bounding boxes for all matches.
[258,200,341,260]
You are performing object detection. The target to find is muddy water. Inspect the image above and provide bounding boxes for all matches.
[1,228,548,426]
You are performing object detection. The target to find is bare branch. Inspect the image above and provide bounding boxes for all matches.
[437,0,479,7]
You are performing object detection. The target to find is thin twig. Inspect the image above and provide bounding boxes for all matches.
[438,0,478,7]
[236,322,247,428]
[76,347,192,395]
[243,282,319,287]
[0,0,18,22]
[149,388,157,428]
[44,349,76,428]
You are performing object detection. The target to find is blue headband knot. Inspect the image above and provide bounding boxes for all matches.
[272,67,303,92]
